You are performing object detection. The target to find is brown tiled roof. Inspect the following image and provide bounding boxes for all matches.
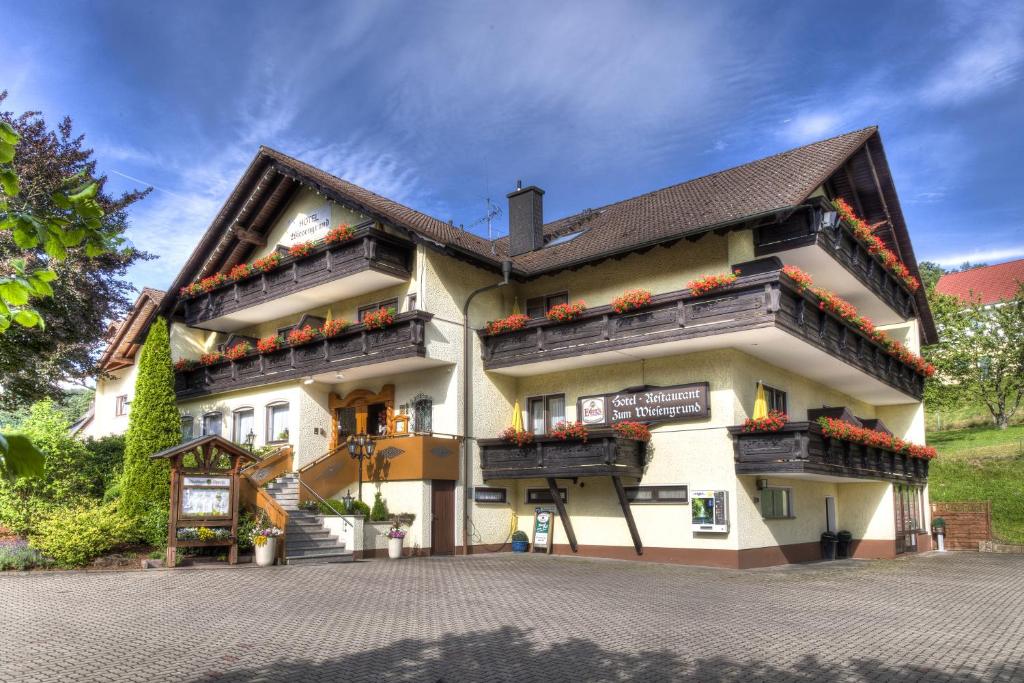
[502,127,878,273]
[98,288,165,371]
[936,259,1024,305]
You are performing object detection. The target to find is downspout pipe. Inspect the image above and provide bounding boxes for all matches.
[461,259,513,555]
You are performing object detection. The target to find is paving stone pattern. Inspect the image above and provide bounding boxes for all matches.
[1,552,1022,682]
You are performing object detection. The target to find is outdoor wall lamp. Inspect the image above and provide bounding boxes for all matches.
[244,428,256,452]
[341,489,354,513]
[756,478,769,491]
[346,434,376,501]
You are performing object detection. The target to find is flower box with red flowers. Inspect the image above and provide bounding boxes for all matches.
[179,282,204,298]
[550,420,588,443]
[611,289,652,314]
[256,335,283,354]
[288,241,315,259]
[173,358,195,372]
[200,352,224,366]
[486,313,531,335]
[742,409,789,432]
[499,427,535,447]
[781,265,813,293]
[224,342,252,361]
[816,417,936,459]
[325,224,354,244]
[832,198,921,292]
[612,421,651,442]
[251,253,281,274]
[362,307,396,330]
[319,318,351,337]
[228,263,253,281]
[546,301,587,323]
[286,325,319,346]
[687,272,737,296]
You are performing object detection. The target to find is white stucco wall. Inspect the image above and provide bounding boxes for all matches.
[82,363,138,438]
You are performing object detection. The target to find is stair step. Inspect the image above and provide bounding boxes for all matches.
[287,532,335,544]
[288,539,345,552]
[287,548,354,561]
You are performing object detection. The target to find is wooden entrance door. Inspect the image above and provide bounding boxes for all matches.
[431,480,455,555]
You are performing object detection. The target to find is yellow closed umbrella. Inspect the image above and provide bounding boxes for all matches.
[753,382,768,419]
[511,399,524,432]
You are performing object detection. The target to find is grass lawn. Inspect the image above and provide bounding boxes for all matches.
[928,423,1024,544]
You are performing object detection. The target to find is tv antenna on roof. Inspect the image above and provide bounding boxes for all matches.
[464,198,503,255]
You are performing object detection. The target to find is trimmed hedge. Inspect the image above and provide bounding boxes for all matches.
[29,503,136,567]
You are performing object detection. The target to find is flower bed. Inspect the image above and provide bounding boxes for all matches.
[611,289,652,314]
[286,324,318,345]
[320,318,351,337]
[612,421,651,442]
[362,307,396,330]
[550,420,588,442]
[256,335,283,353]
[177,527,232,541]
[687,272,737,296]
[499,426,535,447]
[832,198,920,292]
[546,301,587,323]
[486,313,531,335]
[224,342,252,361]
[742,409,788,432]
[816,417,936,459]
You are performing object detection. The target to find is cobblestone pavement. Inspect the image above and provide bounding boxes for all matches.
[1,552,1023,682]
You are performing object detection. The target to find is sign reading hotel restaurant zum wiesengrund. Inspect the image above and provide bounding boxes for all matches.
[284,202,332,244]
[577,382,710,425]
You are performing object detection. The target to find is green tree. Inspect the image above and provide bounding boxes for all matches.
[925,287,1024,430]
[917,261,946,293]
[118,317,178,517]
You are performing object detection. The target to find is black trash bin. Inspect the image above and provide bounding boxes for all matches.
[836,530,853,558]
[821,531,838,560]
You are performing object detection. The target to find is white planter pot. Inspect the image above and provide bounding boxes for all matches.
[388,536,404,559]
[255,537,277,567]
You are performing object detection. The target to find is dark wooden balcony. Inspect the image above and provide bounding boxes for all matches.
[728,422,929,484]
[175,311,433,399]
[478,430,646,480]
[754,198,916,323]
[177,225,413,332]
[479,270,925,401]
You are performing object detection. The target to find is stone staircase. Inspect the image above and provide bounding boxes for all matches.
[265,473,353,565]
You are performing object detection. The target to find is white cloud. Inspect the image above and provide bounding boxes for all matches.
[928,245,1024,267]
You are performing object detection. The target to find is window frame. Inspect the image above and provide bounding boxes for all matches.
[358,298,399,322]
[526,291,569,319]
[525,487,568,505]
[115,394,130,417]
[760,486,795,519]
[473,487,508,504]
[180,416,195,442]
[232,407,255,445]
[623,485,689,505]
[201,411,223,437]
[762,384,788,414]
[527,393,566,435]
[265,401,291,444]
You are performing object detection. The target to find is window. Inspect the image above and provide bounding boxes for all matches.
[526,488,567,504]
[115,395,130,417]
[201,412,223,437]
[473,487,508,503]
[624,485,689,504]
[761,487,794,519]
[358,298,399,322]
[266,402,290,443]
[528,394,566,435]
[180,416,194,442]
[762,385,787,414]
[233,408,254,445]
[411,393,432,433]
[526,291,569,319]
[406,293,417,311]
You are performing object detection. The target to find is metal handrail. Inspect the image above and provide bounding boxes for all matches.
[297,478,354,529]
[297,444,345,473]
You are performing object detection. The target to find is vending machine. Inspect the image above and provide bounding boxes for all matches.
[691,489,729,533]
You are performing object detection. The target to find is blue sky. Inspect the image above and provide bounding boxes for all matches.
[4,1,1023,292]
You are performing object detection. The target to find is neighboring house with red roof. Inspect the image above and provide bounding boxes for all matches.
[935,259,1024,306]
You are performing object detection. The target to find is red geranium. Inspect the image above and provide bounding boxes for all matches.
[546,301,587,323]
[173,358,195,372]
[325,224,353,243]
[319,318,351,337]
[499,427,535,447]
[611,289,652,314]
[817,417,936,459]
[200,351,223,366]
[288,241,315,258]
[251,253,281,273]
[256,335,283,353]
[224,342,251,361]
[228,263,253,281]
[362,307,396,330]
[832,199,921,292]
[199,273,228,293]
[781,265,813,293]
[550,420,588,443]
[613,421,651,442]
[486,313,530,335]
[286,325,318,345]
[742,409,789,432]
[179,282,204,298]
[687,272,737,296]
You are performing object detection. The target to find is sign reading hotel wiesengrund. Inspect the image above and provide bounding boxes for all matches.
[284,202,332,244]
[578,382,710,425]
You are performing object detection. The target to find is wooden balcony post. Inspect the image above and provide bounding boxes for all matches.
[547,477,577,553]
[612,475,643,556]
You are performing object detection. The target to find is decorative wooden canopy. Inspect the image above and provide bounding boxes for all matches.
[151,435,258,469]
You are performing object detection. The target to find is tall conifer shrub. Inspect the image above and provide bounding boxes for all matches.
[119,317,179,518]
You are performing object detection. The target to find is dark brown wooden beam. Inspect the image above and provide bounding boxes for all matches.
[547,477,577,553]
[612,475,643,555]
[843,162,866,217]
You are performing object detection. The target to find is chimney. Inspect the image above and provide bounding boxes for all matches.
[507,180,544,256]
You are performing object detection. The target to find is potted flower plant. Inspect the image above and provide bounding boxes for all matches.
[511,530,529,553]
[251,522,282,567]
[386,523,407,559]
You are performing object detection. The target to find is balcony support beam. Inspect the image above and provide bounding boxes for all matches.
[611,475,643,556]
[547,477,577,553]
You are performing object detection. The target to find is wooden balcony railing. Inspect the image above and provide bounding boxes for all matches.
[177,225,413,327]
[754,199,916,319]
[175,311,432,399]
[241,447,293,487]
[478,270,925,400]
[478,430,647,480]
[727,421,929,483]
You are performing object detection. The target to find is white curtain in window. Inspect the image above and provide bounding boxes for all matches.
[202,413,222,436]
[268,404,289,442]
[547,395,565,430]
[233,409,254,444]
